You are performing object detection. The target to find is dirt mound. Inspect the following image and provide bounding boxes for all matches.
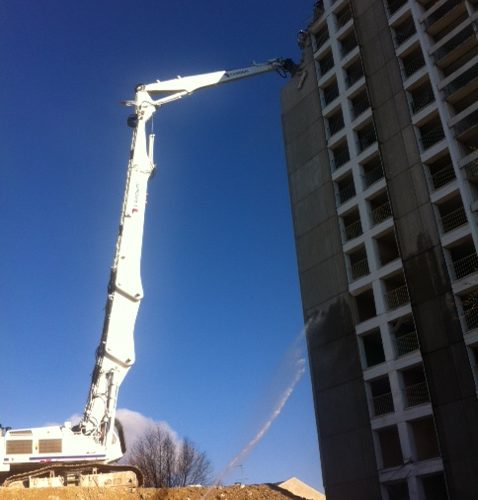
[0,484,306,500]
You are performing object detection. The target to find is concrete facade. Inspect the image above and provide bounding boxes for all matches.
[281,1,478,499]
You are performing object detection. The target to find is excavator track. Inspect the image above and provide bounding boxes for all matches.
[2,462,143,488]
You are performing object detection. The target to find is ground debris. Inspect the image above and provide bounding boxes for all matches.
[0,484,306,500]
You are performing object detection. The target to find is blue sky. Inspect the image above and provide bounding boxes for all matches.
[1,0,322,491]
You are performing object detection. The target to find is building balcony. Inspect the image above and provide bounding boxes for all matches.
[361,329,386,368]
[327,111,345,137]
[440,206,467,233]
[371,200,392,225]
[337,180,356,204]
[394,17,416,47]
[344,218,363,241]
[453,252,478,280]
[363,164,384,188]
[321,80,339,106]
[448,236,478,281]
[345,59,364,88]
[460,290,478,332]
[465,158,478,183]
[404,381,430,407]
[454,109,478,150]
[429,162,455,190]
[373,392,395,416]
[357,124,377,153]
[375,230,400,267]
[331,142,350,170]
[313,28,329,52]
[370,376,395,416]
[386,0,408,17]
[351,257,370,281]
[443,63,478,100]
[318,52,335,78]
[391,315,419,357]
[335,5,352,30]
[377,426,404,469]
[422,0,466,37]
[385,283,409,310]
[410,82,435,114]
[351,91,370,119]
[433,24,478,71]
[395,330,420,357]
[402,50,425,79]
[340,33,358,58]
[313,0,324,21]
[401,365,430,408]
[418,124,445,150]
[462,306,478,333]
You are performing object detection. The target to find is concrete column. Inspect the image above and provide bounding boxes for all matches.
[281,43,381,500]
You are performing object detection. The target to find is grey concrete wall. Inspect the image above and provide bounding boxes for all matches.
[352,0,478,498]
[281,47,381,500]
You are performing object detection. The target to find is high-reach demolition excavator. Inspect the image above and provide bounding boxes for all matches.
[0,57,297,488]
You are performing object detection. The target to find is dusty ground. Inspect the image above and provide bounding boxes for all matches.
[0,484,306,500]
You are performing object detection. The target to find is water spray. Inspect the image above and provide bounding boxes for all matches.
[202,317,321,498]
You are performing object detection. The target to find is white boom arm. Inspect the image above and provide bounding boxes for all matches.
[78,57,296,451]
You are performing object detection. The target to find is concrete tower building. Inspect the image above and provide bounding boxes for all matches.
[281,1,478,499]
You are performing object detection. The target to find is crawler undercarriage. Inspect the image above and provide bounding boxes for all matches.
[1,462,142,488]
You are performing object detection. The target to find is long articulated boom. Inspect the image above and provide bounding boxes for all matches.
[0,57,296,487]
[78,58,297,449]
[78,119,155,443]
